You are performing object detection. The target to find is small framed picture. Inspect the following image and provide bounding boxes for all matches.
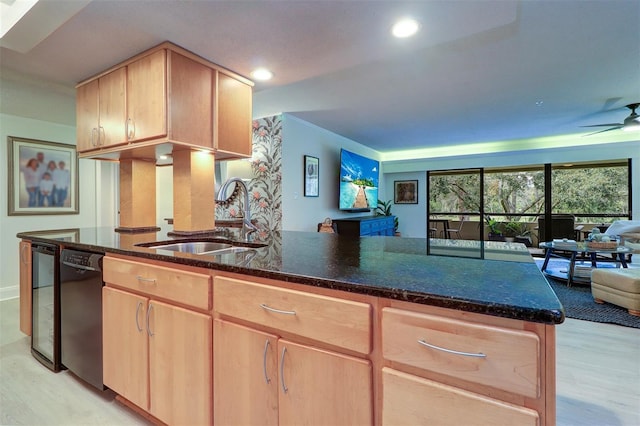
[304,155,319,197]
[394,180,418,204]
[7,136,79,215]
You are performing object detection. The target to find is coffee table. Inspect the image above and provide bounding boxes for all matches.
[539,242,632,286]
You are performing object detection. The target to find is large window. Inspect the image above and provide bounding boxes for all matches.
[427,159,631,243]
[484,166,545,222]
[428,169,481,215]
[551,160,630,222]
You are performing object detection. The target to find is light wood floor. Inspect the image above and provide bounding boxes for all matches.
[1,297,639,425]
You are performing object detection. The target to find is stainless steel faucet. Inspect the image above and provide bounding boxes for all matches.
[216,177,258,240]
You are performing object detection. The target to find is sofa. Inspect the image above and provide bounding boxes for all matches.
[591,268,640,316]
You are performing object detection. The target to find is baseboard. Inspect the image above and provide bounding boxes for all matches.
[0,285,19,301]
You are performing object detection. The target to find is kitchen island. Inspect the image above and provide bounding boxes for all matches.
[18,227,563,425]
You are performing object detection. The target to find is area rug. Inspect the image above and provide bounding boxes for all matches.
[535,258,640,329]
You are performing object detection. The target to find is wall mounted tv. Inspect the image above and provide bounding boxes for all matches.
[339,148,379,212]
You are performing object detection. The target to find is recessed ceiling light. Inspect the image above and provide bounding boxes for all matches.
[251,68,273,81]
[391,18,420,38]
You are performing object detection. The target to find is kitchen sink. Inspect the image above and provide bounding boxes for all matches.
[137,239,266,256]
[147,241,234,254]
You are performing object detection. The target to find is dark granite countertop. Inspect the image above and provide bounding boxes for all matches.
[17,227,564,325]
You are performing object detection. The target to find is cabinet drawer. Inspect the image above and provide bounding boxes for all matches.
[214,277,371,354]
[103,257,211,310]
[382,308,540,398]
[382,368,539,426]
[359,222,372,235]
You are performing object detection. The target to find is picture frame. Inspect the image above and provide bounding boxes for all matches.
[304,155,319,197]
[8,136,79,216]
[394,179,418,204]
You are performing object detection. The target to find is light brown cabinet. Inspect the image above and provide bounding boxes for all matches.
[213,277,373,426]
[76,67,127,151]
[102,256,213,425]
[215,72,252,158]
[382,368,539,425]
[76,42,252,159]
[19,240,31,336]
[103,287,149,410]
[125,49,167,143]
[96,253,554,425]
[380,305,550,425]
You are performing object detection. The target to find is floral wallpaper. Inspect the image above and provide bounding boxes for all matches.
[215,115,283,240]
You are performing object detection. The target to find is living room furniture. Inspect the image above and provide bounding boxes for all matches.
[537,214,583,243]
[539,242,631,287]
[332,215,395,237]
[445,219,465,239]
[591,268,640,316]
[317,218,338,233]
[604,220,640,255]
[427,218,450,239]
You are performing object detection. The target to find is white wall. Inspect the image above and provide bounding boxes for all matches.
[156,165,174,225]
[383,140,640,237]
[0,113,118,300]
[280,114,385,232]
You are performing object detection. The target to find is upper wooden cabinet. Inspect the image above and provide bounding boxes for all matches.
[76,67,127,151]
[125,49,167,143]
[215,72,252,158]
[76,42,252,159]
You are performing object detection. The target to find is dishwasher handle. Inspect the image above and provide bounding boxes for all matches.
[61,260,98,272]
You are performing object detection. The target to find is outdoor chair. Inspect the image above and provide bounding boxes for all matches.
[537,214,582,242]
[445,220,465,239]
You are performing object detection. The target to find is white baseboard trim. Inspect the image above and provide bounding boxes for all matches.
[0,285,19,301]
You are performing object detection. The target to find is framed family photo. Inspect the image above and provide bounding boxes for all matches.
[8,136,79,216]
[304,155,319,197]
[394,179,418,204]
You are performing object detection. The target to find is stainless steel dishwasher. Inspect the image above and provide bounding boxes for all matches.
[60,249,105,390]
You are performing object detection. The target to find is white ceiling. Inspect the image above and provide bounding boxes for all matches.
[1,0,639,154]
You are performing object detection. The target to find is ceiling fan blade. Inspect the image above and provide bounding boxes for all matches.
[582,126,623,137]
[581,123,624,128]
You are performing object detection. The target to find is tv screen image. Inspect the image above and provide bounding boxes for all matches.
[339,149,379,211]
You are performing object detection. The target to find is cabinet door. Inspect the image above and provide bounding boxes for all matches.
[278,340,373,426]
[214,319,278,426]
[127,49,167,142]
[168,51,212,147]
[382,367,539,426]
[98,67,127,147]
[19,240,32,335]
[102,287,149,411]
[76,79,99,152]
[149,300,212,426]
[215,72,252,158]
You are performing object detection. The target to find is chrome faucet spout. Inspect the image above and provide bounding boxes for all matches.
[216,177,258,240]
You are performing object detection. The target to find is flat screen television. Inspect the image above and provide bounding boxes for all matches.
[339,148,379,212]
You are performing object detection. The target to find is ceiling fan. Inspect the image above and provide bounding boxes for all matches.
[582,102,640,136]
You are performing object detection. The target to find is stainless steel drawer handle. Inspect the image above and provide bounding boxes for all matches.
[136,276,157,284]
[135,302,143,332]
[260,304,296,316]
[146,304,154,337]
[280,346,288,393]
[417,339,487,358]
[263,339,271,384]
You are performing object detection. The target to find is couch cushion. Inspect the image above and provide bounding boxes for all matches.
[591,268,640,293]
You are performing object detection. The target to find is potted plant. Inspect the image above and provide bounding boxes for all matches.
[376,199,400,236]
[502,220,532,246]
[485,216,504,241]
